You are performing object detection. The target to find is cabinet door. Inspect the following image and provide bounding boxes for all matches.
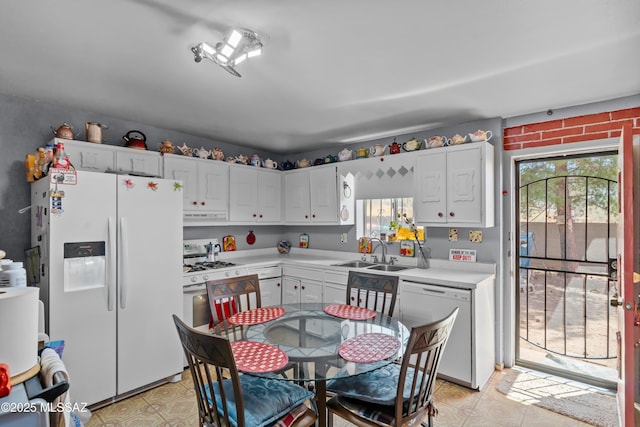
[415,151,447,223]
[116,150,161,177]
[260,277,282,307]
[323,282,346,304]
[229,167,258,221]
[163,156,199,212]
[257,169,281,222]
[198,160,229,212]
[63,140,116,172]
[309,167,338,223]
[446,146,482,224]
[284,171,311,223]
[282,276,301,304]
[300,279,323,303]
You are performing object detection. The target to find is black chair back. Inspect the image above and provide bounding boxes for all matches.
[346,270,399,317]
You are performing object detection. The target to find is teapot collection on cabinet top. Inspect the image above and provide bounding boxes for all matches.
[49,121,492,171]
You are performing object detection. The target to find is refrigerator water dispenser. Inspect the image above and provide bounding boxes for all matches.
[63,241,106,292]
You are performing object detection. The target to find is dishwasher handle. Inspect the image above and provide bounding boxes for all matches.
[401,280,471,301]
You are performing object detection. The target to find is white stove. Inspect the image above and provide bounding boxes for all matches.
[182,240,248,333]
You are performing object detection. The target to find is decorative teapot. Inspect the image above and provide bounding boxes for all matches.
[324,154,337,163]
[263,158,278,169]
[178,143,193,156]
[369,144,387,157]
[122,130,147,150]
[426,135,449,149]
[85,122,106,143]
[281,160,295,170]
[52,123,76,140]
[337,148,352,161]
[356,147,369,158]
[467,130,493,142]
[159,140,175,154]
[250,154,263,167]
[449,134,465,145]
[402,137,421,152]
[212,147,224,160]
[296,158,311,168]
[193,147,211,159]
[389,139,401,154]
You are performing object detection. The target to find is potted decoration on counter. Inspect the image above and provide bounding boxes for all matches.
[387,219,400,242]
[398,213,430,269]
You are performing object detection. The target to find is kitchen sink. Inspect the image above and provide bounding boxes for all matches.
[332,260,377,268]
[367,264,410,272]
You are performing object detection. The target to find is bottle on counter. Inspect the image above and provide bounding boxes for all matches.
[25,154,37,182]
[0,261,27,288]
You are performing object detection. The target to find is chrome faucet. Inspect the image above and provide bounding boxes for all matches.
[368,237,387,264]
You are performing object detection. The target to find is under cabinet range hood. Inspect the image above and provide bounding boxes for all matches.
[183,210,228,225]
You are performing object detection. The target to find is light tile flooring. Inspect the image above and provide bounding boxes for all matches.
[86,368,595,426]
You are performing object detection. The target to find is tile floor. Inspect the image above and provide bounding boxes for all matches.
[85,368,596,426]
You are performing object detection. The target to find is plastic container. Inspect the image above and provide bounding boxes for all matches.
[0,261,27,288]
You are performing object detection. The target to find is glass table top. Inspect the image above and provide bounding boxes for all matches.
[213,302,410,381]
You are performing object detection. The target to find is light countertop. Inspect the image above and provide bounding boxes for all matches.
[216,248,495,290]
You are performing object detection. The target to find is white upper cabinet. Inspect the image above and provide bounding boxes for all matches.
[61,139,161,177]
[284,166,339,224]
[414,141,494,227]
[229,165,281,223]
[163,155,229,223]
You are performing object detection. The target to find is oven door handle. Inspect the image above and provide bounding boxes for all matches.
[183,283,207,293]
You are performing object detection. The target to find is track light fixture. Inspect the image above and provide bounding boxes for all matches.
[191,28,263,77]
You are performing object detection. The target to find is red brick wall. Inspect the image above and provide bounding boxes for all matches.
[503,107,640,151]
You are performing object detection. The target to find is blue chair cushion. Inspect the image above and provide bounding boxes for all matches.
[206,374,313,427]
[326,363,423,406]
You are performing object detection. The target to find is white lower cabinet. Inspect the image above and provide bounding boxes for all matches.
[323,270,349,304]
[247,265,282,307]
[400,279,494,390]
[281,265,323,304]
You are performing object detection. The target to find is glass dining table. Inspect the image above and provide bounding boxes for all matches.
[211,302,410,427]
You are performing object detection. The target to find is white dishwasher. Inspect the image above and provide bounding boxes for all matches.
[400,280,473,387]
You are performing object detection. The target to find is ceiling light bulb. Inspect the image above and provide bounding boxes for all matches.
[247,46,262,58]
[220,43,235,58]
[201,42,216,56]
[233,53,248,65]
[215,53,229,64]
[227,29,243,48]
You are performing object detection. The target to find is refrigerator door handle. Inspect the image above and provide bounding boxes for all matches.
[107,216,116,311]
[119,216,128,309]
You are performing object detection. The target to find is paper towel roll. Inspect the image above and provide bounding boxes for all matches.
[0,287,39,379]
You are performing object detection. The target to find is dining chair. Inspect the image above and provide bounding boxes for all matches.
[172,314,317,427]
[346,270,400,317]
[206,274,261,325]
[325,307,459,427]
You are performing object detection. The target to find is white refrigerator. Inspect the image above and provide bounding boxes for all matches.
[31,170,183,406]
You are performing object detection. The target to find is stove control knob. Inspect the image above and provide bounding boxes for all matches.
[190,277,197,283]
[225,271,231,277]
[202,274,209,280]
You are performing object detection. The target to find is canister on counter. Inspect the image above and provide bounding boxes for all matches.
[299,233,309,248]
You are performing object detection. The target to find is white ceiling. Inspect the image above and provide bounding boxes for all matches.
[1,0,639,153]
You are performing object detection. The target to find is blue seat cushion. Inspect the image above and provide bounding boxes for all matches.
[326,363,423,406]
[206,374,313,427]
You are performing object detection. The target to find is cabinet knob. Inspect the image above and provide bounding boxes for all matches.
[253,213,257,217]
[294,285,298,289]
[449,211,455,217]
[201,202,205,206]
[312,214,316,218]
[301,285,305,290]
[277,283,280,287]
[305,215,308,219]
[438,212,443,217]
[259,214,263,218]
[192,201,198,205]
